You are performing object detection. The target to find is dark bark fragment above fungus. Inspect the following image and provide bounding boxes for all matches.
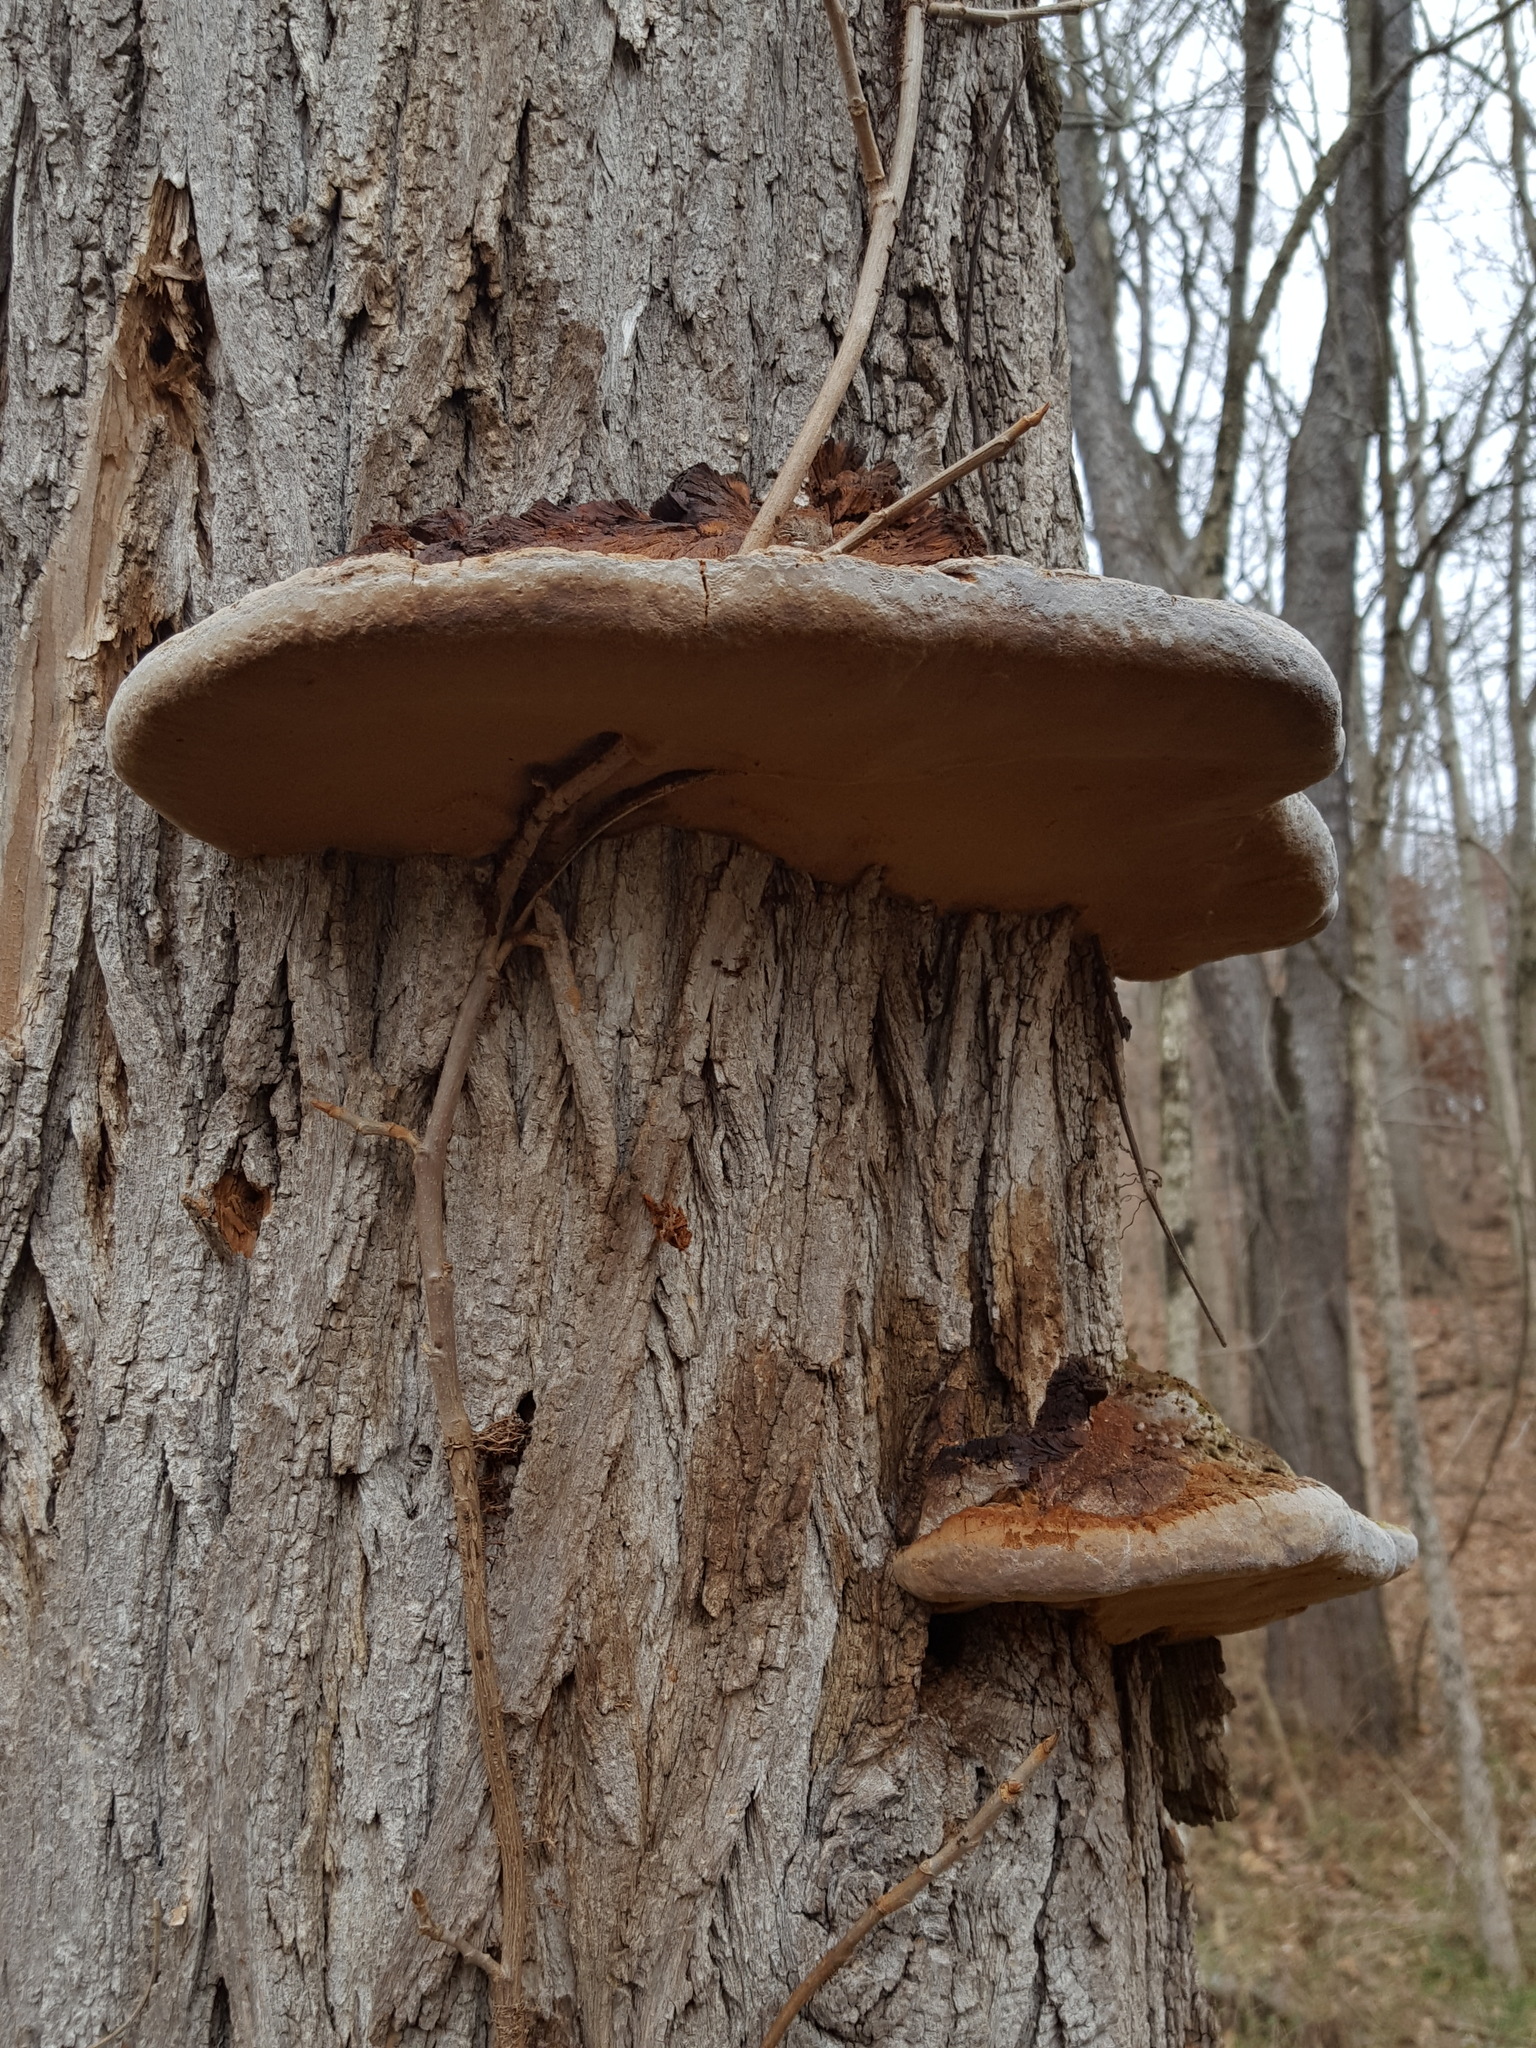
[346,446,989,567]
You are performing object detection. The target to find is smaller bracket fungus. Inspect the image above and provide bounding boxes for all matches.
[893,1361,1416,1643]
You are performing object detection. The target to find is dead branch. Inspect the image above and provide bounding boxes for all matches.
[412,1888,510,1986]
[828,402,1049,554]
[308,1097,421,1150]
[758,1735,1058,2048]
[927,1,1101,21]
[410,739,631,2048]
[738,2,928,555]
[311,735,715,2047]
[87,1900,163,2048]
[823,0,886,193]
[500,768,714,962]
[310,736,631,2048]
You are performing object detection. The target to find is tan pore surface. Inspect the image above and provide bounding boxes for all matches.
[891,1479,1418,1644]
[105,548,1344,978]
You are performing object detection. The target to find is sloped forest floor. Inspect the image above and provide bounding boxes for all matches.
[1141,1124,1536,2046]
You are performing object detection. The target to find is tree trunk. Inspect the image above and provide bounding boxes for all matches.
[1054,0,1406,1749]
[1228,0,1415,1750]
[1191,955,1401,1749]
[1157,975,1200,1386]
[1344,587,1523,1977]
[0,6,1215,2045]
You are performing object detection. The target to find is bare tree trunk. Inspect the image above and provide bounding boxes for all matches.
[1425,582,1536,1298]
[1157,975,1200,1386]
[1370,882,1446,1290]
[1508,363,1536,1201]
[1055,0,1407,1750]
[1345,573,1523,1976]
[0,5,1216,2045]
[1502,27,1536,1164]
[1191,957,1401,1748]
[1207,0,1414,1748]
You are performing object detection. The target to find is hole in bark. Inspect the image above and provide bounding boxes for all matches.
[208,1979,231,2048]
[921,1607,974,1674]
[185,1168,273,1259]
[38,1287,76,1521]
[479,1392,535,1522]
[147,326,176,367]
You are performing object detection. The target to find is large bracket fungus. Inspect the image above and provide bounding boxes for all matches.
[105,549,1341,982]
[105,534,1417,1651]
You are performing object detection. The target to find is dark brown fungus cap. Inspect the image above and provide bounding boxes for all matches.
[105,550,1343,978]
[892,1363,1416,1643]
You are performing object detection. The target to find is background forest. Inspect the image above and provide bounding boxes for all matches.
[1063,0,1536,2037]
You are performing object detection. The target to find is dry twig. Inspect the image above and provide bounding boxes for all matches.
[824,0,886,190]
[407,740,632,2045]
[412,1889,511,1985]
[498,768,713,965]
[738,2,928,554]
[828,402,1049,554]
[758,1735,1058,2048]
[307,1098,421,1150]
[927,1,1101,20]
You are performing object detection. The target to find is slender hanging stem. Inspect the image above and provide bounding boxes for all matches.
[738,3,928,554]
[412,740,629,2044]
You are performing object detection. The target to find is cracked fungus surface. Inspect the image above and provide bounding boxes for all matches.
[925,1361,1300,1543]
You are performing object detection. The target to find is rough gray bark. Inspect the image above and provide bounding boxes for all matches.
[0,4,1215,2046]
